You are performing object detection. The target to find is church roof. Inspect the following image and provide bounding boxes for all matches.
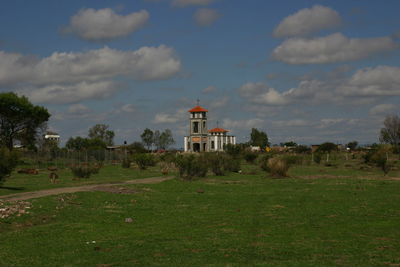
[188,105,208,112]
[208,127,229,133]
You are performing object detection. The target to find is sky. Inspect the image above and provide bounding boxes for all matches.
[1,0,400,147]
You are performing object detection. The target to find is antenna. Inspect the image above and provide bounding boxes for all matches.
[216,120,219,128]
[196,98,200,106]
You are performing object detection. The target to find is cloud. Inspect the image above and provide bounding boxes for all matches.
[338,66,400,96]
[68,103,91,114]
[63,8,149,41]
[153,108,187,123]
[238,82,290,105]
[193,8,220,26]
[222,118,264,130]
[25,80,120,104]
[369,104,397,116]
[202,85,216,93]
[0,46,180,86]
[272,33,397,64]
[0,46,181,103]
[273,5,342,38]
[172,0,214,7]
[209,96,229,109]
[119,104,136,113]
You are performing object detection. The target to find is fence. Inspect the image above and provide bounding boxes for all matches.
[19,149,128,169]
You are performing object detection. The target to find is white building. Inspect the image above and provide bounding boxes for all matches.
[184,105,236,152]
[44,131,60,143]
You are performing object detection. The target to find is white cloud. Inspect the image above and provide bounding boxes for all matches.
[172,0,214,7]
[0,46,181,86]
[68,103,90,114]
[238,82,290,105]
[338,66,400,96]
[209,96,229,109]
[272,33,397,64]
[369,104,397,116]
[64,8,149,41]
[153,108,187,124]
[222,118,264,130]
[273,5,341,38]
[25,80,120,104]
[120,104,136,113]
[202,85,217,93]
[193,8,220,26]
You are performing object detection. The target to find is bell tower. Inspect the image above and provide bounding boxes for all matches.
[185,101,208,152]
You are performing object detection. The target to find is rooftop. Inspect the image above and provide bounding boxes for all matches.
[188,105,208,112]
[208,127,229,133]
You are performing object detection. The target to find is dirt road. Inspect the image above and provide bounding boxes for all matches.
[0,176,175,202]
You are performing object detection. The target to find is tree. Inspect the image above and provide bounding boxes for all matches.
[380,115,400,155]
[159,129,175,150]
[250,128,270,148]
[88,124,114,146]
[153,130,161,150]
[65,137,107,151]
[282,141,297,147]
[140,128,154,150]
[346,141,358,151]
[317,142,338,153]
[0,147,19,184]
[0,92,50,150]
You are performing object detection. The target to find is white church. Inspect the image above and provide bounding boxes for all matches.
[184,104,236,152]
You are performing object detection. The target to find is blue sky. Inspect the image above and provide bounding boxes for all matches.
[1,0,400,147]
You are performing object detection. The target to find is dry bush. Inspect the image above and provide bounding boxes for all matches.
[267,157,290,177]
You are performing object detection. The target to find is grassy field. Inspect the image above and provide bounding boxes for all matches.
[1,155,400,266]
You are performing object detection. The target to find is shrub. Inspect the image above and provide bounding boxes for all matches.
[159,152,176,163]
[294,145,311,154]
[0,147,19,184]
[282,154,303,165]
[267,157,290,177]
[224,158,241,173]
[243,151,258,163]
[207,153,226,176]
[368,149,392,175]
[121,158,131,168]
[132,153,157,170]
[174,154,208,180]
[224,144,243,159]
[313,153,322,164]
[70,162,101,179]
[259,153,274,172]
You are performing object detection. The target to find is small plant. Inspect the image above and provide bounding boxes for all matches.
[70,162,101,179]
[282,154,303,165]
[313,153,322,164]
[132,153,157,170]
[159,161,173,175]
[224,157,241,173]
[267,157,290,177]
[0,147,19,184]
[243,151,258,163]
[207,153,226,176]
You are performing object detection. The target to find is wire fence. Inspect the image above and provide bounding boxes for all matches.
[19,149,128,169]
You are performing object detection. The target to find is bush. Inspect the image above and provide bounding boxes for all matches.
[367,149,392,175]
[132,153,157,170]
[121,158,131,168]
[159,152,176,163]
[70,162,101,179]
[207,153,226,176]
[267,157,290,177]
[282,154,303,165]
[243,151,258,163]
[174,154,208,180]
[224,158,241,173]
[224,144,243,159]
[0,147,19,184]
[258,153,274,172]
[313,153,322,164]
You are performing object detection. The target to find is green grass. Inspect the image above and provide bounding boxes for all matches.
[1,169,400,266]
[0,164,163,196]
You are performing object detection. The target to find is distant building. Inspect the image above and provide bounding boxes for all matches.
[44,131,60,143]
[184,105,236,152]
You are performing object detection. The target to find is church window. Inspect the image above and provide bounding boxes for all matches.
[193,122,199,133]
[211,141,215,149]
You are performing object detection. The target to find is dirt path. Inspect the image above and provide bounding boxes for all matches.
[0,176,175,202]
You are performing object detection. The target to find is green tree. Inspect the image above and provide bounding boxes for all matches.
[88,124,114,146]
[282,141,297,147]
[65,137,107,151]
[317,142,338,153]
[250,128,270,148]
[159,129,175,150]
[0,147,19,184]
[0,92,50,150]
[380,115,400,155]
[140,128,154,150]
[346,141,358,151]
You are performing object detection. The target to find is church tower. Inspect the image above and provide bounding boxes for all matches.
[184,104,208,152]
